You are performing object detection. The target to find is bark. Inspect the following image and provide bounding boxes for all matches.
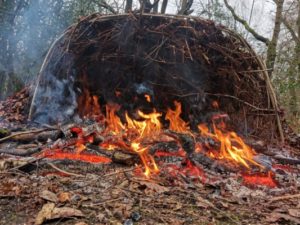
[153,0,159,13]
[125,0,133,12]
[178,0,194,15]
[160,0,168,14]
[266,0,284,78]
[289,1,300,116]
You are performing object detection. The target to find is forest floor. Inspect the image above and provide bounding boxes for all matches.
[0,154,300,225]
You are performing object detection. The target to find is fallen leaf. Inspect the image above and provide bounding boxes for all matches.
[35,203,84,225]
[138,181,169,193]
[74,222,88,225]
[39,190,58,203]
[51,207,84,219]
[288,208,300,218]
[58,192,70,203]
[35,202,55,225]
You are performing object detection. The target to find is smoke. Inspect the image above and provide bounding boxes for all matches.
[12,0,71,84]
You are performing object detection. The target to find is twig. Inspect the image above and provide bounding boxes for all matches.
[103,167,136,177]
[0,147,41,156]
[0,128,49,143]
[269,193,300,203]
[47,162,84,177]
[82,197,123,207]
[273,156,300,165]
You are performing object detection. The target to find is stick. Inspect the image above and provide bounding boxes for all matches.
[47,162,84,177]
[274,156,300,165]
[269,193,300,202]
[103,167,136,177]
[0,147,41,156]
[0,128,49,143]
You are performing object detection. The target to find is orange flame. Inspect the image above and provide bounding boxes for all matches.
[144,94,151,102]
[45,95,265,178]
[104,104,162,176]
[198,121,262,169]
[166,101,190,133]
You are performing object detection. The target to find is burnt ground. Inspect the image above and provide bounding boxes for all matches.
[0,156,300,225]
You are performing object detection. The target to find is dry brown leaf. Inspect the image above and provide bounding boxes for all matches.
[58,192,71,203]
[35,203,84,225]
[288,208,300,218]
[35,202,55,225]
[39,190,58,203]
[74,222,88,225]
[138,181,169,193]
[51,207,84,219]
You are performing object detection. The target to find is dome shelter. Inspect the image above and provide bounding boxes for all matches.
[29,13,283,141]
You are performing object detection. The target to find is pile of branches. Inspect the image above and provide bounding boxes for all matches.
[30,13,282,141]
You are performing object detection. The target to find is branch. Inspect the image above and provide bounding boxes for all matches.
[282,16,299,43]
[223,0,270,45]
[92,0,117,14]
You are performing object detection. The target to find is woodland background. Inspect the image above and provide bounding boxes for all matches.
[0,0,299,131]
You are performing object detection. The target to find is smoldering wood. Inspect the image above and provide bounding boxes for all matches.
[112,150,140,165]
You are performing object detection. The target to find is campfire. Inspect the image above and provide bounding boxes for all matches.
[0,14,299,225]
[42,97,266,179]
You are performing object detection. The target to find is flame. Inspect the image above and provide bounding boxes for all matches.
[104,104,162,176]
[144,94,151,102]
[44,95,265,179]
[166,101,190,133]
[198,120,262,169]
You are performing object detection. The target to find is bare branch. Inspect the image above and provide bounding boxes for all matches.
[92,0,117,14]
[282,16,299,42]
[223,0,270,45]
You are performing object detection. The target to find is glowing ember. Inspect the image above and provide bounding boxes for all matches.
[242,172,277,188]
[42,149,112,163]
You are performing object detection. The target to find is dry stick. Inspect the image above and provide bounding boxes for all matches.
[103,167,136,177]
[0,128,49,143]
[82,197,123,207]
[173,92,275,112]
[269,193,300,203]
[224,28,284,143]
[0,147,41,156]
[47,162,84,177]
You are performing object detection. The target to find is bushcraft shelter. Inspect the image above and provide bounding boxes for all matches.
[29,13,283,141]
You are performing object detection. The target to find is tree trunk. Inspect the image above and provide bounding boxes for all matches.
[178,0,193,15]
[125,0,133,12]
[266,0,284,78]
[289,1,300,116]
[161,0,168,14]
